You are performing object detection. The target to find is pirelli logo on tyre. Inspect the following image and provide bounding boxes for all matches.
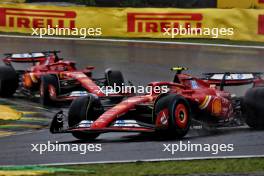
[0,8,77,29]
[127,13,203,33]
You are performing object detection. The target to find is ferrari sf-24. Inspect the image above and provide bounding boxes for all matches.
[0,51,126,105]
[50,67,264,140]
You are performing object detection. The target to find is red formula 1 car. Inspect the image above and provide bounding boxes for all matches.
[50,67,264,140]
[0,51,126,105]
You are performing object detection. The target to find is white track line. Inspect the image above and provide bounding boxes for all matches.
[0,34,264,49]
[2,155,264,167]
[38,155,264,166]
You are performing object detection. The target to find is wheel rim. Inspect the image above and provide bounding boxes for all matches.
[175,103,188,128]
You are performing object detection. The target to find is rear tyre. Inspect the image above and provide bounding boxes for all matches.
[40,75,59,106]
[243,87,264,129]
[0,66,18,97]
[154,94,191,139]
[68,95,104,140]
[105,69,125,103]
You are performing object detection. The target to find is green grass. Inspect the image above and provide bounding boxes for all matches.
[39,158,264,176]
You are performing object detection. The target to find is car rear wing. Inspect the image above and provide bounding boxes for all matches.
[3,50,61,63]
[203,72,264,90]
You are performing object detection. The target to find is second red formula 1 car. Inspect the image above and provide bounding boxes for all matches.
[50,67,264,140]
[0,51,126,105]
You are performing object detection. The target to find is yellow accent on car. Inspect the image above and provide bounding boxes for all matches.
[29,73,38,83]
[199,96,211,110]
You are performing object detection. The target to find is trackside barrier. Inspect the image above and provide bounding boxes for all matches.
[0,3,264,42]
[217,0,264,9]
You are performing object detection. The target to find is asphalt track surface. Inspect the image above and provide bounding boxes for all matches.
[0,37,264,165]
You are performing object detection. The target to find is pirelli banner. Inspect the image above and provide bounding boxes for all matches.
[218,0,264,9]
[1,4,264,42]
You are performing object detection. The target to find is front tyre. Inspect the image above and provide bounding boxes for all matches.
[68,95,104,140]
[154,94,191,139]
[243,87,264,129]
